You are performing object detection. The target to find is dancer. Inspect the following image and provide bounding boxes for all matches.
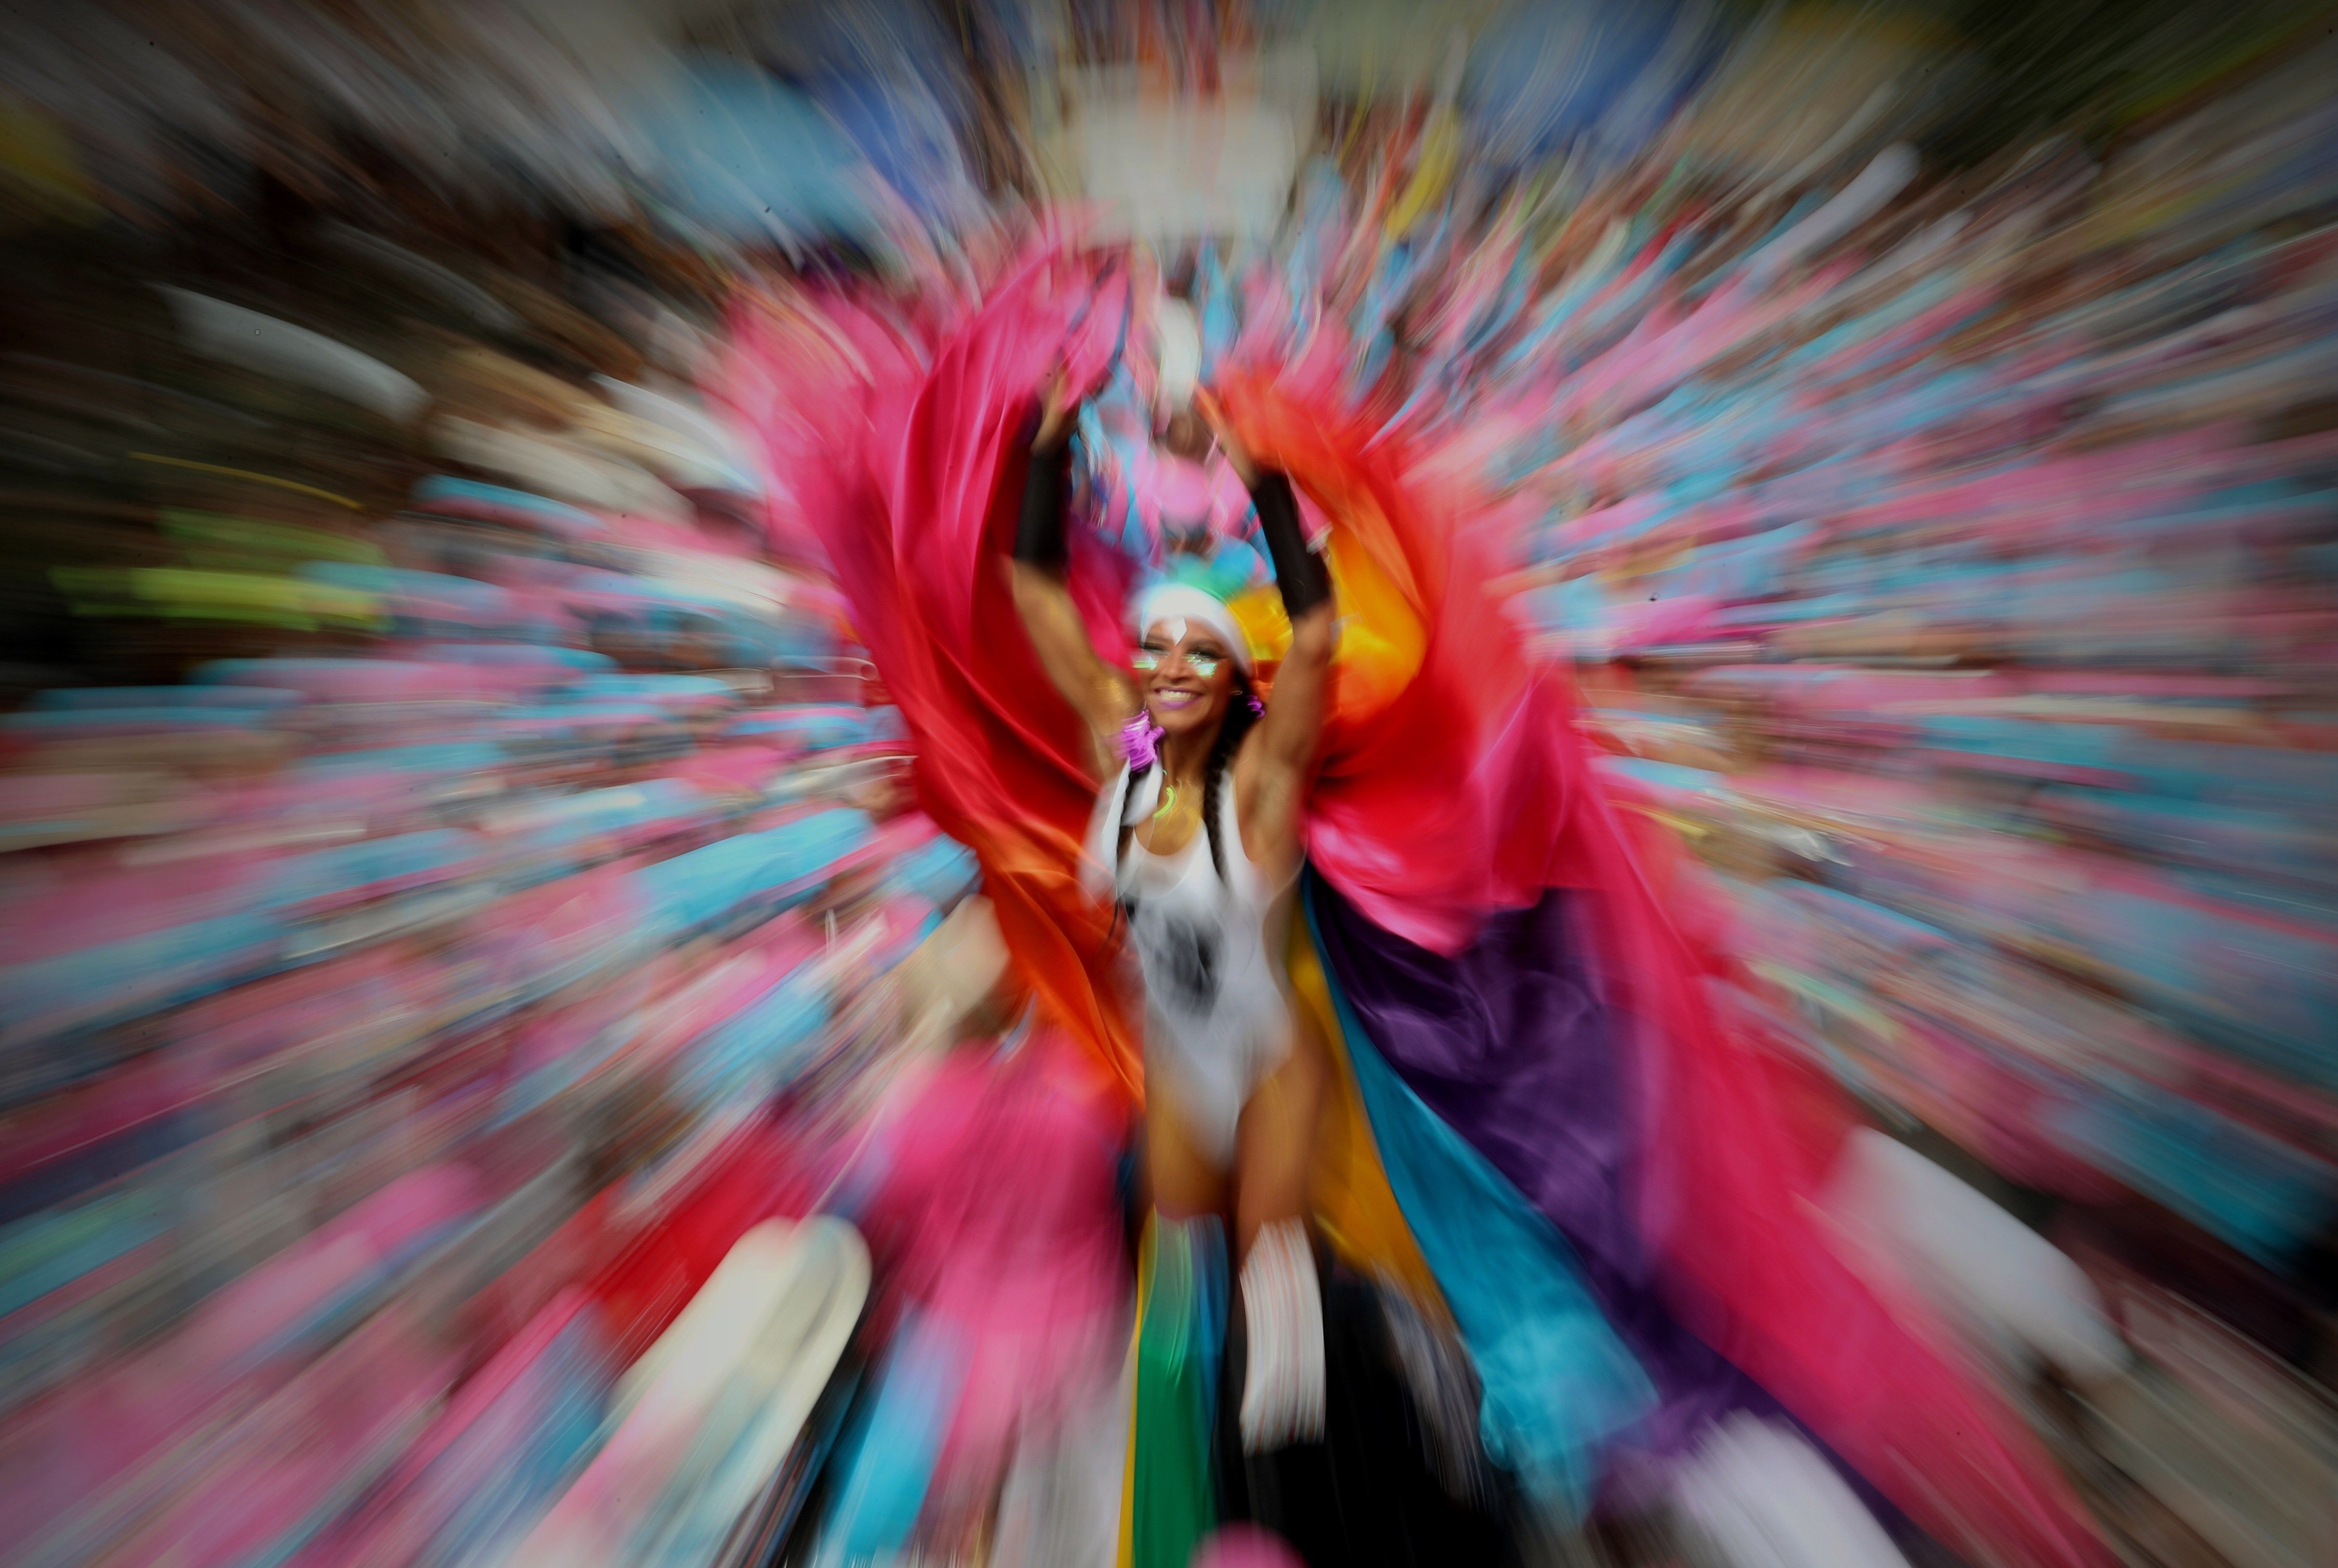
[1008,297,1335,1438]
[995,296,1519,1568]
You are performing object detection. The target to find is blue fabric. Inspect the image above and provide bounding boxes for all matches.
[1301,879,1652,1514]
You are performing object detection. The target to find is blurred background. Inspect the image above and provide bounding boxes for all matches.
[0,2,2334,1565]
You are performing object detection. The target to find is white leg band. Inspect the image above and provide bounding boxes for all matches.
[1238,1218,1326,1453]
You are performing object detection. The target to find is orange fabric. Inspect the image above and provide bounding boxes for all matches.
[1214,369,1580,955]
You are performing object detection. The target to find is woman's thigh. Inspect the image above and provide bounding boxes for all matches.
[1233,1022,1326,1257]
[1144,1070,1231,1223]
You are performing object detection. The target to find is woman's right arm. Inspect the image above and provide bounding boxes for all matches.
[1008,381,1135,776]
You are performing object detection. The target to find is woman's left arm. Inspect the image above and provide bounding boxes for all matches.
[1243,587,1336,859]
[1195,391,1337,870]
[1236,481,1337,868]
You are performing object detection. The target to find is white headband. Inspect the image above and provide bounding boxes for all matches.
[1153,299,1201,415]
[1133,582,1250,672]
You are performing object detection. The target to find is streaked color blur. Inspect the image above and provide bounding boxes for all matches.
[1,3,2333,1565]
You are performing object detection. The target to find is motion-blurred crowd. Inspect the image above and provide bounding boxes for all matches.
[0,2,2332,1566]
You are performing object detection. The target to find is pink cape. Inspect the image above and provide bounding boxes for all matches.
[726,248,1146,1102]
[1218,365,2108,1568]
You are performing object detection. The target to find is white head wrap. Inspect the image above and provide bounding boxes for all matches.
[1153,298,1202,416]
[1133,581,1250,672]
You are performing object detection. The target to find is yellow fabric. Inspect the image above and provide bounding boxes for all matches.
[1224,583,1293,667]
[1322,523,1429,728]
[1217,383,1437,735]
[1116,1215,1152,1568]
[1290,921,1448,1318]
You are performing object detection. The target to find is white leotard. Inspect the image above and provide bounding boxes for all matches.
[1084,764,1291,1163]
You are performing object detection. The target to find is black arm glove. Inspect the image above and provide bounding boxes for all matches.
[1013,425,1072,571]
[1251,471,1332,617]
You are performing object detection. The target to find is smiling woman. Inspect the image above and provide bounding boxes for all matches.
[1008,316,1335,1174]
[1005,300,1340,1560]
[1105,598,1268,1099]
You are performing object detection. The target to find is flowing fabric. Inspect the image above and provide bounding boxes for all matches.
[1578,781,2110,1568]
[1283,927,1442,1310]
[1212,369,1584,955]
[1216,367,2109,1568]
[1121,1214,1227,1568]
[727,256,1146,1102]
[1306,874,1749,1463]
[1299,876,1655,1513]
[728,255,1454,1311]
[1303,876,1933,1539]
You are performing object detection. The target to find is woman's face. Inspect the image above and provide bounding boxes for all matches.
[1134,618,1238,741]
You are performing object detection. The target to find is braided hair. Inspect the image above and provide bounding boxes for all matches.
[1117,668,1262,885]
[1198,670,1261,882]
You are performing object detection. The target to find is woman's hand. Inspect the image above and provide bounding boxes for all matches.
[1034,368,1081,452]
[1192,386,1259,488]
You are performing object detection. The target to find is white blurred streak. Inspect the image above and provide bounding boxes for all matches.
[1062,51,1315,246]
[1746,144,1921,285]
[1747,82,1904,209]
[1828,1130,2128,1385]
[155,288,431,424]
[1672,1416,1911,1568]
[432,416,693,522]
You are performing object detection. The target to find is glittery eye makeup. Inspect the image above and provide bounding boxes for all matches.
[1132,641,1228,679]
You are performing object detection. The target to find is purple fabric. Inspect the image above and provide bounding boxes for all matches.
[1306,874,1750,1459]
[1308,873,1918,1534]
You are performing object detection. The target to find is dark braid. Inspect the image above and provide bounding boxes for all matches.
[1200,671,1261,883]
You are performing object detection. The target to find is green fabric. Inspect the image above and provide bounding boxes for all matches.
[1128,1214,1227,1568]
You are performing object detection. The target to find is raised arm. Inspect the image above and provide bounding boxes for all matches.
[1198,391,1337,872]
[1246,472,1336,779]
[1006,377,1136,778]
